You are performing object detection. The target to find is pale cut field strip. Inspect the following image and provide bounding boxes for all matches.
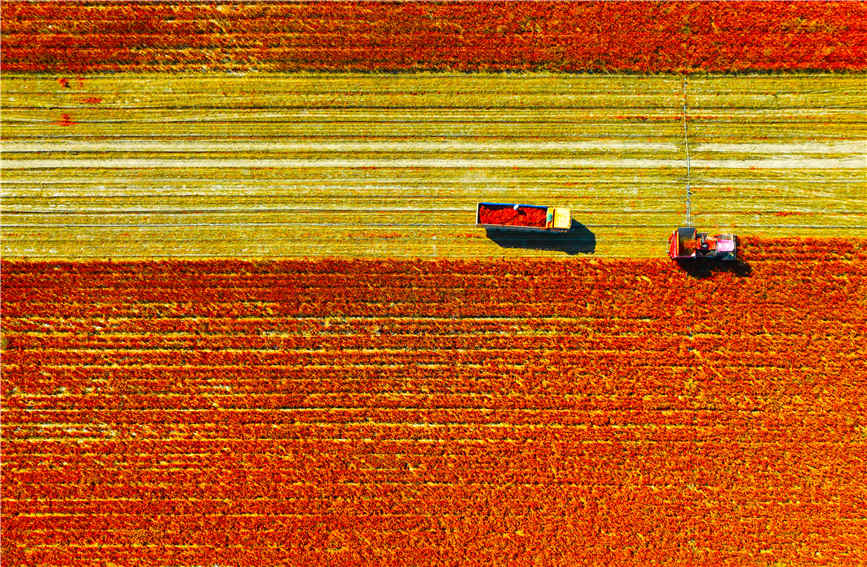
[8,157,865,170]
[7,139,866,155]
[2,73,865,259]
[693,142,866,154]
[2,140,681,153]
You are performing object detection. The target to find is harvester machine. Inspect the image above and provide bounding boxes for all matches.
[669,227,738,261]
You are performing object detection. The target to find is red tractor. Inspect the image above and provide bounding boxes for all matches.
[669,227,738,261]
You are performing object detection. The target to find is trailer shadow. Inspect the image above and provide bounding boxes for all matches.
[675,258,752,279]
[485,220,596,255]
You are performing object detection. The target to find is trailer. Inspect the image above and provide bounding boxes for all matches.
[476,202,571,232]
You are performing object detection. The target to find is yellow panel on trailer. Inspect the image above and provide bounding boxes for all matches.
[552,207,571,230]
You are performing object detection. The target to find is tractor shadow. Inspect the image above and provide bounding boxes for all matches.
[675,258,753,279]
[485,220,596,255]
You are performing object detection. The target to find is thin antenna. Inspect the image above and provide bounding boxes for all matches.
[681,76,693,228]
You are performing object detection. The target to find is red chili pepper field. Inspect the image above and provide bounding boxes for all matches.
[3,1,865,72]
[2,239,866,565]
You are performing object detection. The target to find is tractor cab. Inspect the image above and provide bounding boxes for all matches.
[669,227,737,261]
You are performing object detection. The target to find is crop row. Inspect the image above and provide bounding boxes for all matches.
[0,331,827,350]
[6,485,858,519]
[3,405,860,438]
[6,349,861,374]
[5,473,862,517]
[4,434,858,462]
[11,438,856,475]
[1,304,858,331]
[4,277,859,308]
[3,317,859,339]
[2,357,851,379]
[4,2,865,72]
[0,315,664,335]
[7,330,864,354]
[5,377,862,411]
[7,31,858,53]
[8,362,854,402]
[6,43,862,73]
[4,436,859,461]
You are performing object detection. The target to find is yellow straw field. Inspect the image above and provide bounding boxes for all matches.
[3,73,865,258]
